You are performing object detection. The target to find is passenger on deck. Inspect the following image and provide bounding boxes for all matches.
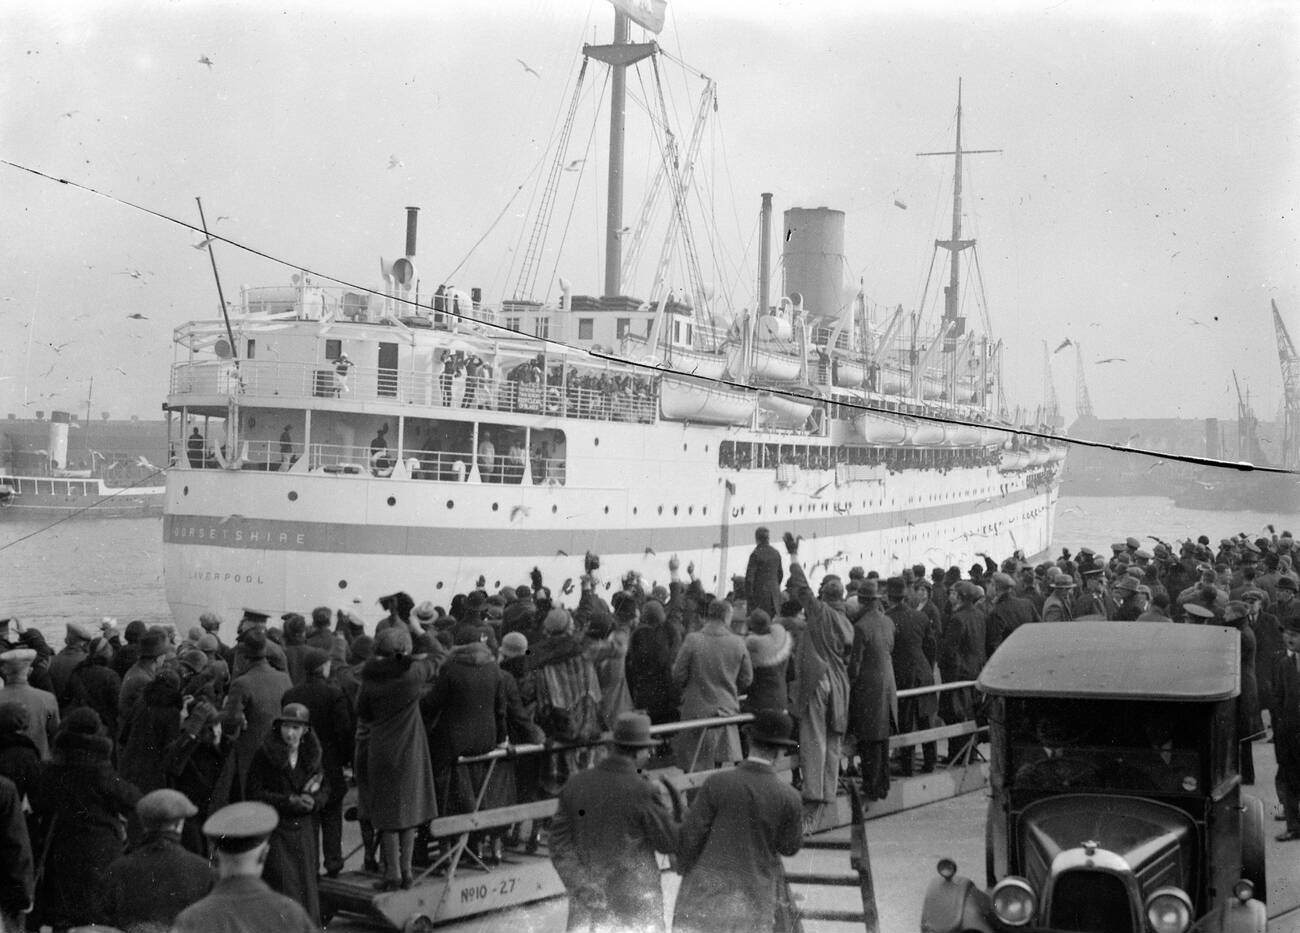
[333,354,352,397]
[477,430,497,483]
[186,428,205,468]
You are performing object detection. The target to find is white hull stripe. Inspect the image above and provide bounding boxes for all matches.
[164,484,1050,557]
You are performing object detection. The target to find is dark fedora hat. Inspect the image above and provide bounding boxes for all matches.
[746,709,798,748]
[608,711,660,748]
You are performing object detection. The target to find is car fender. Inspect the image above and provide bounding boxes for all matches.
[920,872,993,933]
[1192,897,1267,933]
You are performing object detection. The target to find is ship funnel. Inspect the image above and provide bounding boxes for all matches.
[404,206,420,257]
[783,206,846,322]
[48,410,71,471]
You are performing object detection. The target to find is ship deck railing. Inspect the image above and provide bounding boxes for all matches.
[408,680,985,882]
[169,360,659,425]
[214,439,570,486]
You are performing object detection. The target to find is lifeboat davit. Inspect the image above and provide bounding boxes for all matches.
[830,355,868,388]
[659,378,753,425]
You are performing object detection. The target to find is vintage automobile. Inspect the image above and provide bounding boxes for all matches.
[921,621,1267,933]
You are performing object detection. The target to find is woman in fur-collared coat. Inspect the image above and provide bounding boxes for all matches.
[28,708,140,931]
[246,703,328,922]
[742,610,792,715]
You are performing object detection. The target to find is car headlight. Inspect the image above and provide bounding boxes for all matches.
[990,876,1036,927]
[1145,886,1193,933]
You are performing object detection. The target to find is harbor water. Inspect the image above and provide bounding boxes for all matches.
[3,494,1298,642]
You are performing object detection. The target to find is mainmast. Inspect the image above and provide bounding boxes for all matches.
[917,80,1000,349]
[584,10,658,299]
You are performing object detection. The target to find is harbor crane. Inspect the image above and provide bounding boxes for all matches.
[1272,299,1300,470]
[1074,342,1094,420]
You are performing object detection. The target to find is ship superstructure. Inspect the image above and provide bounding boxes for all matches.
[160,16,1062,626]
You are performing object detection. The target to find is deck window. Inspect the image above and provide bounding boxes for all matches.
[578,318,594,340]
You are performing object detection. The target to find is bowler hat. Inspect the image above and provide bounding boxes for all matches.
[609,711,660,748]
[858,579,881,601]
[746,709,798,748]
[274,703,312,728]
[137,788,198,826]
[178,648,208,673]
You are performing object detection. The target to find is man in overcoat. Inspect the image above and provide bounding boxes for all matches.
[221,629,293,799]
[95,788,212,927]
[672,599,753,771]
[673,709,803,933]
[847,580,898,801]
[1273,615,1300,841]
[549,712,679,932]
[785,533,852,811]
[887,576,937,775]
[745,527,785,618]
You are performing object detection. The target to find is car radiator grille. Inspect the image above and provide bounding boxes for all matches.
[1048,870,1136,933]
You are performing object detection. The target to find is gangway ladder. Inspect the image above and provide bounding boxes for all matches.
[785,781,879,932]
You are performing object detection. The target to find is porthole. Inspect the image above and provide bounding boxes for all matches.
[594,437,600,446]
[492,503,499,511]
[338,580,347,589]
[688,506,694,515]
[436,581,444,590]
[288,491,298,501]
[183,486,189,496]
[494,580,501,589]
[683,443,688,452]
[604,506,610,514]
[633,507,638,515]
[672,506,678,515]
[552,505,558,514]
[702,507,707,515]
[387,496,397,506]
[658,505,664,515]
[446,499,455,509]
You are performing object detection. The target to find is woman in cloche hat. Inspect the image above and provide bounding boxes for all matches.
[245,703,327,922]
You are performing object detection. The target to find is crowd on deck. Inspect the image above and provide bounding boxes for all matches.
[0,525,1296,930]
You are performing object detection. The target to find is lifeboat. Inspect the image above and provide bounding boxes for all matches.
[659,377,754,425]
[830,355,868,388]
[979,426,1006,446]
[1046,444,1068,463]
[908,420,946,446]
[758,392,815,427]
[878,368,909,396]
[727,344,803,383]
[856,412,911,445]
[662,345,728,379]
[945,424,983,446]
[1001,449,1031,470]
[1028,447,1051,466]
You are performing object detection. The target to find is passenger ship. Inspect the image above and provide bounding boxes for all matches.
[161,23,1063,627]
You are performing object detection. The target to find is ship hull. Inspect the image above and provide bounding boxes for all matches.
[162,419,1059,630]
[0,474,165,520]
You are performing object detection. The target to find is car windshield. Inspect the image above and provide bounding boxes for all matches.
[1005,698,1206,794]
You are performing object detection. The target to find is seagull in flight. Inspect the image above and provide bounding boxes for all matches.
[193,237,216,250]
[48,341,72,353]
[117,269,151,280]
[563,159,585,171]
[61,110,80,119]
[1052,338,1073,354]
[387,155,404,170]
[126,313,149,320]
[215,215,233,223]
[516,58,540,78]
[198,55,213,69]
[1095,357,1126,364]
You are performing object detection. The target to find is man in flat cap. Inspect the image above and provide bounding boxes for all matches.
[172,802,317,932]
[49,621,96,707]
[0,649,58,761]
[96,788,211,927]
[221,629,293,800]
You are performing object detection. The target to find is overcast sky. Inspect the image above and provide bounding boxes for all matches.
[2,0,1297,434]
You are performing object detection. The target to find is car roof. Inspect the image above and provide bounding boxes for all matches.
[977,621,1240,701]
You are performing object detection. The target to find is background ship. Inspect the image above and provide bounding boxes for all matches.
[159,13,1063,627]
[0,409,167,519]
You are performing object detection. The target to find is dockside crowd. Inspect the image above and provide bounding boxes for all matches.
[0,526,1297,932]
